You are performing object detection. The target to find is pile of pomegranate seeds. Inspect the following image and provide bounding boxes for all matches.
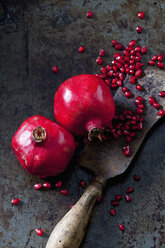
[35,228,43,236]
[148,54,164,69]
[11,198,20,205]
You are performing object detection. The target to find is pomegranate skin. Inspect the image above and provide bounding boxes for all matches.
[54,74,115,136]
[12,116,75,178]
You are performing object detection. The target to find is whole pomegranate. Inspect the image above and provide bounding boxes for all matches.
[54,74,115,140]
[12,115,75,177]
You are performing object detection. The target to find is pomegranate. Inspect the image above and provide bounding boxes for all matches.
[12,116,75,178]
[54,74,115,140]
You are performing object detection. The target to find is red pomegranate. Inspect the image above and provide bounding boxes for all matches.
[12,115,75,178]
[54,74,115,140]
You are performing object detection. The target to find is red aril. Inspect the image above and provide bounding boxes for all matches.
[86,11,93,18]
[157,110,165,116]
[141,46,147,54]
[52,66,58,74]
[115,195,122,201]
[12,116,75,178]
[101,67,107,74]
[130,76,136,84]
[112,40,118,46]
[79,46,85,53]
[111,200,119,207]
[119,224,125,232]
[126,187,134,193]
[136,84,143,91]
[125,194,131,202]
[135,46,141,52]
[99,49,105,57]
[108,70,113,77]
[122,87,128,93]
[159,91,165,97]
[153,102,160,109]
[55,181,62,188]
[60,189,68,195]
[105,79,110,86]
[157,62,164,69]
[34,183,42,190]
[123,145,130,157]
[148,61,155,66]
[138,11,144,19]
[129,40,136,47]
[124,91,133,98]
[110,209,116,216]
[11,198,20,205]
[136,26,142,33]
[54,75,115,139]
[152,55,157,61]
[115,44,124,51]
[133,175,141,181]
[80,180,86,188]
[157,54,163,61]
[96,57,103,65]
[135,69,142,78]
[149,96,155,105]
[97,195,103,203]
[35,229,43,236]
[106,65,111,70]
[43,182,51,189]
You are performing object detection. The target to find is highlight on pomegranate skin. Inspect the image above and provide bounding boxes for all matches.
[54,74,115,140]
[12,115,75,178]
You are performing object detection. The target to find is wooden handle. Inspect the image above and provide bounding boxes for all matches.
[46,176,106,248]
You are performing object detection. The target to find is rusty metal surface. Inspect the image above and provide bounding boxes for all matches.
[79,69,165,179]
[0,0,165,247]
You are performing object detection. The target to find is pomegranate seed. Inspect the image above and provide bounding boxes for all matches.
[115,195,122,201]
[112,78,118,84]
[138,11,144,19]
[135,69,142,78]
[149,96,155,105]
[130,76,136,84]
[124,50,130,56]
[130,132,136,138]
[113,65,118,72]
[126,187,134,194]
[136,108,144,114]
[101,67,107,74]
[11,198,20,205]
[119,72,125,81]
[153,102,160,109]
[137,122,143,130]
[123,145,130,157]
[136,26,142,34]
[96,57,103,65]
[105,79,110,86]
[99,49,105,57]
[79,46,85,53]
[115,44,124,51]
[123,130,130,135]
[43,182,51,189]
[159,91,165,97]
[119,224,125,232]
[148,61,155,66]
[129,40,136,47]
[86,11,93,18]
[111,200,119,207]
[129,60,134,65]
[136,84,143,91]
[130,49,136,55]
[35,229,43,237]
[106,65,111,70]
[114,52,121,59]
[138,104,144,109]
[55,181,62,188]
[157,109,165,116]
[129,69,135,75]
[136,96,144,101]
[126,46,132,51]
[110,208,116,216]
[129,64,136,70]
[80,180,86,188]
[60,189,68,195]
[126,136,132,142]
[125,91,132,98]
[135,46,141,52]
[122,87,128,93]
[152,55,157,61]
[108,70,113,77]
[157,62,164,69]
[133,175,141,181]
[97,195,103,203]
[157,54,163,61]
[52,66,58,74]
[135,99,141,107]
[141,46,147,54]
[125,194,131,202]
[112,40,118,46]
[95,73,101,78]
[117,80,123,87]
[34,183,42,190]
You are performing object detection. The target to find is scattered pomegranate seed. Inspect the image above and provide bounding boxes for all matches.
[124,91,132,98]
[125,194,131,203]
[136,84,143,91]
[119,224,125,232]
[133,175,141,181]
[136,26,142,34]
[141,46,147,54]
[123,145,130,157]
[52,66,58,74]
[159,91,165,97]
[152,55,157,61]
[115,195,122,201]
[157,62,164,69]
[135,69,142,78]
[157,54,163,61]
[99,49,105,57]
[111,200,119,207]
[43,182,51,189]
[35,229,43,237]
[34,183,42,190]
[157,109,165,116]
[96,57,103,65]
[79,46,85,53]
[80,180,86,188]
[60,189,68,195]
[149,96,155,105]
[138,11,144,19]
[122,87,128,93]
[112,40,118,46]
[115,44,124,51]
[97,194,103,203]
[148,61,156,66]
[55,181,62,188]
[153,102,160,109]
[110,208,116,216]
[126,187,134,194]
[11,198,20,205]
[86,11,93,18]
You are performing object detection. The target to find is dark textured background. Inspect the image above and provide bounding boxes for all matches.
[0,0,165,247]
